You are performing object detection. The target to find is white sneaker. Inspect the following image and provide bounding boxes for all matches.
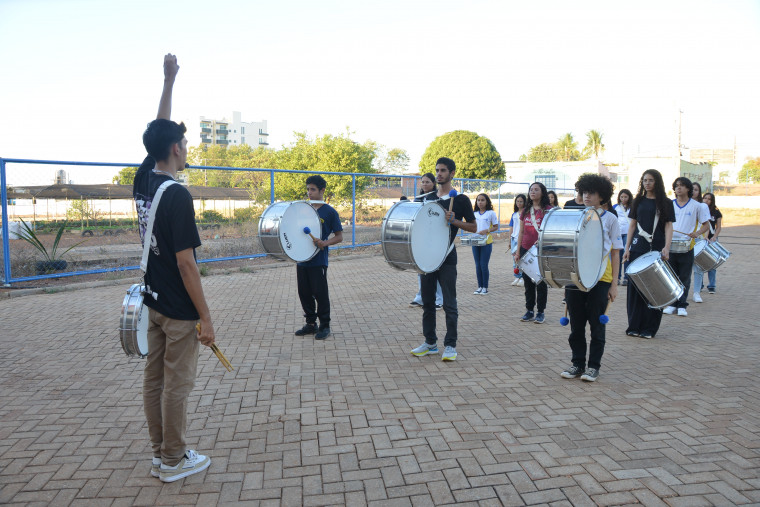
[411,343,438,356]
[473,287,482,294]
[441,346,457,361]
[511,278,519,286]
[693,292,703,303]
[480,288,488,295]
[150,457,161,478]
[662,306,676,315]
[159,450,210,483]
[677,308,688,317]
[517,278,524,287]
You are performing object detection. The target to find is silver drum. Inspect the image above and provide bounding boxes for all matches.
[461,233,489,246]
[670,239,692,253]
[693,239,727,272]
[258,201,321,262]
[538,207,605,291]
[711,241,731,261]
[119,283,149,358]
[381,201,450,273]
[626,251,684,309]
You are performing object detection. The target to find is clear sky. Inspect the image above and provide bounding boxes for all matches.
[1,0,759,185]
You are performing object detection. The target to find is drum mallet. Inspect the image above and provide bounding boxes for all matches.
[560,306,569,326]
[447,189,457,223]
[599,300,612,324]
[303,226,324,250]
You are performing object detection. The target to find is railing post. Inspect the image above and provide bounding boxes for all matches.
[351,175,356,246]
[1,158,12,286]
[270,170,275,204]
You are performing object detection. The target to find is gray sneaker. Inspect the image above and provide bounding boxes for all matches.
[581,368,599,382]
[411,343,438,356]
[159,450,210,483]
[150,457,161,478]
[560,365,584,378]
[441,346,457,361]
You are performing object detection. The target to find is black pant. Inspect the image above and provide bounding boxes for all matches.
[667,250,694,309]
[296,265,330,328]
[421,249,458,348]
[520,246,547,312]
[565,281,610,370]
[626,249,663,336]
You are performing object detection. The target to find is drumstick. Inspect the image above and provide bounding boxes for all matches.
[447,189,457,224]
[196,323,234,372]
[303,227,324,250]
[599,300,612,324]
[560,305,569,326]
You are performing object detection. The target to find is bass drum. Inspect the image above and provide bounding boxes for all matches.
[381,201,450,273]
[258,201,321,262]
[626,251,684,309]
[119,283,149,358]
[538,208,605,291]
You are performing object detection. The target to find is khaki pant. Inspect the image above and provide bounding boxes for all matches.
[143,308,199,466]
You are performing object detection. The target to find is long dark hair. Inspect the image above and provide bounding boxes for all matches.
[474,193,494,212]
[617,189,633,210]
[692,181,703,202]
[547,190,558,208]
[420,172,437,192]
[703,192,719,215]
[522,182,550,219]
[631,169,670,218]
[513,193,527,213]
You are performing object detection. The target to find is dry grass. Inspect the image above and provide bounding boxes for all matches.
[721,208,760,226]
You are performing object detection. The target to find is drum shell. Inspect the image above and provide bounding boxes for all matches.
[518,245,542,284]
[670,239,692,253]
[538,208,605,291]
[626,251,684,309]
[461,234,488,247]
[693,239,726,271]
[119,283,149,358]
[258,201,320,263]
[710,241,731,261]
[381,201,450,274]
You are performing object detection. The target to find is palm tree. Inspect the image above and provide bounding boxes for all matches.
[555,133,579,161]
[584,130,605,160]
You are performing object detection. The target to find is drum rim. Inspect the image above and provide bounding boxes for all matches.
[381,200,449,274]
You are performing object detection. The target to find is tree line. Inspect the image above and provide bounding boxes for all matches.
[520,130,605,162]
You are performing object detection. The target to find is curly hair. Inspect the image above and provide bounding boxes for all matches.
[575,173,614,205]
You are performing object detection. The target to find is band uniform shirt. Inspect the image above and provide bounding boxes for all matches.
[510,212,521,239]
[672,198,710,248]
[707,208,722,239]
[613,204,630,234]
[133,156,202,320]
[629,197,676,254]
[520,205,552,250]
[598,209,624,283]
[474,209,498,237]
[297,203,342,268]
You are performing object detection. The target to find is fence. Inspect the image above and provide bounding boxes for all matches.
[1,158,575,286]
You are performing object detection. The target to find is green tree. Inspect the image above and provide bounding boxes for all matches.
[274,132,377,203]
[112,167,137,185]
[525,143,559,162]
[66,199,101,226]
[583,130,605,159]
[376,147,410,174]
[186,144,276,189]
[419,130,503,180]
[556,133,580,161]
[739,157,760,183]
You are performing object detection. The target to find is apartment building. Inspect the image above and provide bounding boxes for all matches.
[200,111,269,147]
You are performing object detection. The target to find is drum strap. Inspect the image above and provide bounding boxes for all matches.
[140,180,178,298]
[636,212,659,250]
[529,207,541,232]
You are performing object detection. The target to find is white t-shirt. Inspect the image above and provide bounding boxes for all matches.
[672,198,710,242]
[474,209,498,235]
[696,202,710,238]
[510,211,522,239]
[613,204,630,235]
[599,209,624,283]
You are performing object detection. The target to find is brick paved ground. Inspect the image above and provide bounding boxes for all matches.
[1,226,759,506]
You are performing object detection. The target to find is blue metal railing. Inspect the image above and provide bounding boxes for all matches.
[1,157,572,285]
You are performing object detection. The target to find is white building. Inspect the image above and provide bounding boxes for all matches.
[500,160,609,196]
[200,111,269,148]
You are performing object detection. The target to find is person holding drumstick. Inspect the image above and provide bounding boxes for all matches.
[512,182,552,324]
[410,157,476,361]
[134,54,215,482]
[294,175,343,340]
[622,169,675,339]
[409,173,443,308]
[560,174,622,382]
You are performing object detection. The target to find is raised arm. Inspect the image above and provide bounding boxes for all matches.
[157,54,179,120]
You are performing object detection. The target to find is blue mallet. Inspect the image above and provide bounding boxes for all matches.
[303,226,323,249]
[599,300,612,324]
[560,305,569,326]
[447,189,458,223]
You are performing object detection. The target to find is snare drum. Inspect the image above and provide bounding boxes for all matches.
[693,239,727,272]
[518,245,542,284]
[120,283,149,358]
[710,241,731,262]
[626,251,684,309]
[670,239,692,253]
[258,201,321,262]
[538,208,605,291]
[461,233,489,246]
[381,201,450,273]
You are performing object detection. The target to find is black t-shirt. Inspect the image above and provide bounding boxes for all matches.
[420,191,477,246]
[564,199,584,209]
[708,208,722,239]
[629,197,676,254]
[133,156,202,320]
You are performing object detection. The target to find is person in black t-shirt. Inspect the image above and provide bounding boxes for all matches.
[132,54,215,483]
[622,169,675,339]
[409,157,477,362]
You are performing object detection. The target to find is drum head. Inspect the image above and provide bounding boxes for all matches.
[137,303,149,356]
[411,202,450,273]
[280,202,321,262]
[693,238,707,256]
[576,209,604,287]
[626,251,660,275]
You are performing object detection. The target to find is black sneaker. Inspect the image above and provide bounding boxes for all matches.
[639,332,654,339]
[520,311,535,322]
[560,365,584,378]
[409,301,422,307]
[707,288,715,294]
[315,327,331,340]
[295,324,317,336]
[626,330,640,337]
[534,312,545,324]
[581,368,599,382]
